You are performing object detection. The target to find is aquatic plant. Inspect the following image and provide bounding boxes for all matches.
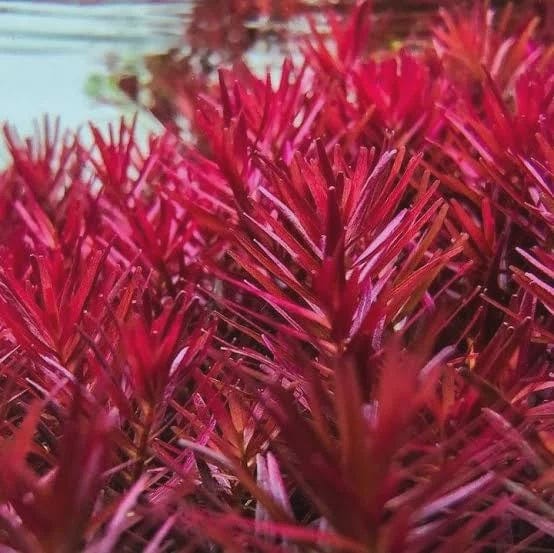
[0,1,553,552]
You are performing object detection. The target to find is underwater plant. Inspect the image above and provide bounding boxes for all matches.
[0,1,553,551]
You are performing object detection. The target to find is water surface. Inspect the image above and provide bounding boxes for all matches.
[0,1,192,142]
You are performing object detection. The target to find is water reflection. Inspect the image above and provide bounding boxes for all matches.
[0,2,186,145]
[0,1,186,53]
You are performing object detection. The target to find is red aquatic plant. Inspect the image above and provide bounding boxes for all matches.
[1,1,554,552]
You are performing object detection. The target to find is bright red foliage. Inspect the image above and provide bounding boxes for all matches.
[0,1,553,552]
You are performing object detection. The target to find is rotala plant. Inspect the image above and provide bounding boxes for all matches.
[0,1,553,551]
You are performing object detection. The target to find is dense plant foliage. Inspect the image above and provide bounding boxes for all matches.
[0,1,553,551]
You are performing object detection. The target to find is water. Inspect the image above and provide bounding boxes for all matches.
[0,1,193,145]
